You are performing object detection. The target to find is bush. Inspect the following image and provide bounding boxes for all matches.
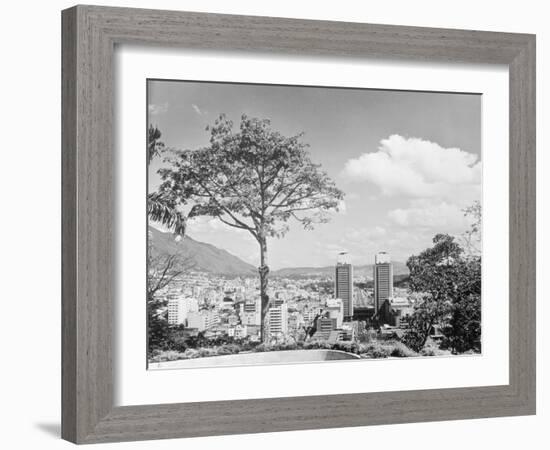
[420,344,446,357]
[150,350,186,362]
[358,342,390,358]
[168,334,188,353]
[358,340,418,359]
[331,341,360,354]
[401,330,426,353]
[388,341,417,357]
[369,344,392,358]
[252,342,269,353]
[182,348,200,359]
[198,348,218,358]
[216,344,241,355]
[303,340,332,350]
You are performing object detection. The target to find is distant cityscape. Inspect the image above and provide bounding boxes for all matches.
[160,250,418,348]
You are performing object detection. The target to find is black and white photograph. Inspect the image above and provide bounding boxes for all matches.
[146,79,482,369]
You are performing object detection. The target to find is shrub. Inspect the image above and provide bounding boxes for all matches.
[357,340,417,359]
[252,342,269,353]
[401,330,426,352]
[198,348,218,358]
[216,344,241,355]
[332,341,360,354]
[358,341,390,358]
[150,350,186,362]
[387,341,417,357]
[278,341,299,351]
[303,340,332,350]
[369,344,391,358]
[182,348,200,359]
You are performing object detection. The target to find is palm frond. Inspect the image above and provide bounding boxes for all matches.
[147,194,187,236]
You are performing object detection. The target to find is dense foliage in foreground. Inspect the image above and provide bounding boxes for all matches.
[403,234,481,353]
[148,336,454,363]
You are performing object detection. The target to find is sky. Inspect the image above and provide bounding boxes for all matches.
[148,79,481,269]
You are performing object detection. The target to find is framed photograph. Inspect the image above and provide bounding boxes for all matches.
[62,5,536,444]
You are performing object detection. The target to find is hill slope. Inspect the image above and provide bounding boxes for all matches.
[149,226,257,276]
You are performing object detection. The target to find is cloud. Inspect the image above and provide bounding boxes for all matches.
[388,199,469,231]
[345,226,387,241]
[187,216,247,235]
[343,134,481,201]
[192,103,206,116]
[148,102,169,116]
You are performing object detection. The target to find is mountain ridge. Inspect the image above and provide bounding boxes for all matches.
[149,226,257,276]
[149,226,409,278]
[272,262,409,279]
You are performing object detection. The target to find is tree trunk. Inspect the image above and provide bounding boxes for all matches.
[258,236,270,343]
[420,319,434,349]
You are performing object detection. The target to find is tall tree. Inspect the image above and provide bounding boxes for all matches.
[158,114,344,341]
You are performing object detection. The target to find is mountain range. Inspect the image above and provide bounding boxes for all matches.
[271,263,409,279]
[149,226,409,278]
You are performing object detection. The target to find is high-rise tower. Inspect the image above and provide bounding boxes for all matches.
[335,253,354,320]
[373,252,393,313]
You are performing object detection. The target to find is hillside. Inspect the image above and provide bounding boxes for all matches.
[149,226,257,276]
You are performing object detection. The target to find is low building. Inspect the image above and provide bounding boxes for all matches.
[325,298,344,328]
[187,310,220,332]
[167,297,199,325]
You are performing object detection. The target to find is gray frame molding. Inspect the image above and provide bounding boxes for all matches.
[61,5,536,444]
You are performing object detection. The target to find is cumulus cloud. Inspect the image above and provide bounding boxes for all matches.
[148,102,169,116]
[343,134,481,201]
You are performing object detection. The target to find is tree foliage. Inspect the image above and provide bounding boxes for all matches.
[147,248,194,354]
[441,294,481,353]
[147,125,188,235]
[403,234,481,353]
[158,114,344,239]
[148,124,165,163]
[158,114,344,340]
[461,200,482,257]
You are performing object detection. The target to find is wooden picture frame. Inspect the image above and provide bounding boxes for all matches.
[61,5,536,444]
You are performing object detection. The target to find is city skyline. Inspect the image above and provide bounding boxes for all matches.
[151,247,414,368]
[148,80,481,269]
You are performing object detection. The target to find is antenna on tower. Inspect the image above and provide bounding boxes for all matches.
[337,251,350,264]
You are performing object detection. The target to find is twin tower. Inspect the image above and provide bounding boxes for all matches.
[335,252,394,321]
